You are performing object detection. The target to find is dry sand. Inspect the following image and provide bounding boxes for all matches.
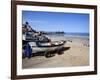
[22,35,89,69]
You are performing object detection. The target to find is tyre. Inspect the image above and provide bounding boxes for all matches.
[45,52,55,58]
[58,50,64,55]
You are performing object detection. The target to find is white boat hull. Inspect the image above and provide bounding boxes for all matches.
[31,45,64,53]
[28,41,66,53]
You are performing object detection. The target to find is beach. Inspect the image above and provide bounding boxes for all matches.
[22,35,89,69]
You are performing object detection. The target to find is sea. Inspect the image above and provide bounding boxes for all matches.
[46,33,89,39]
[65,33,89,37]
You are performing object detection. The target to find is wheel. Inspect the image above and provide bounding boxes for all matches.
[58,50,64,55]
[45,52,51,58]
[45,52,55,58]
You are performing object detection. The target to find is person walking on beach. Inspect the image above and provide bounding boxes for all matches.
[24,43,32,58]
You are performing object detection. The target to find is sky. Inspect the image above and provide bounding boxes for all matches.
[22,11,89,33]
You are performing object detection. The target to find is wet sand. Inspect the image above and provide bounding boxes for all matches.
[22,35,89,69]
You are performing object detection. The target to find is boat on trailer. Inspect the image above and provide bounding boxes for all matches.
[23,40,66,58]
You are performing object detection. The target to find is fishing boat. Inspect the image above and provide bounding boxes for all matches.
[23,40,66,58]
